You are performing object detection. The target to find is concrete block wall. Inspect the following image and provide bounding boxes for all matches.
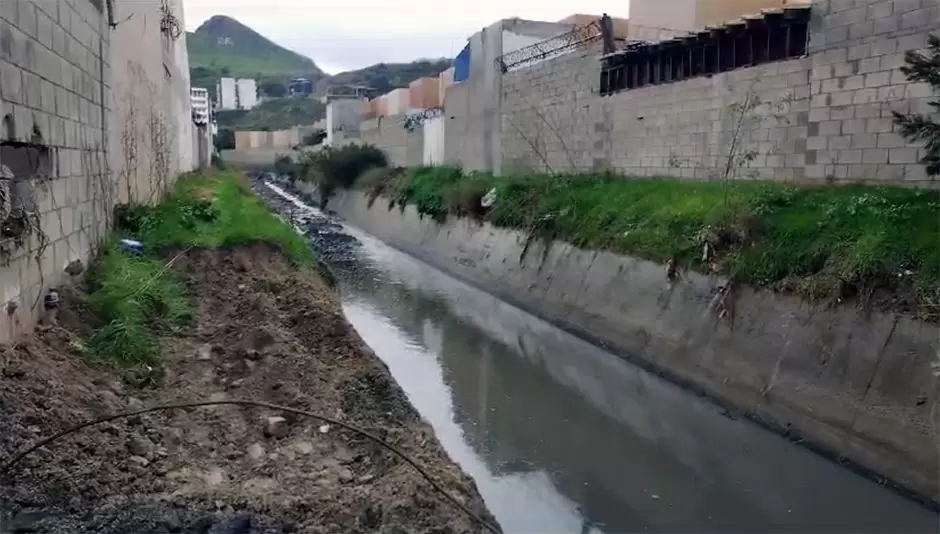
[360,115,423,167]
[498,0,938,184]
[0,0,112,343]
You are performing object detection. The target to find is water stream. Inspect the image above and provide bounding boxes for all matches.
[267,183,938,533]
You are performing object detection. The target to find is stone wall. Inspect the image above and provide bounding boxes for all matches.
[0,0,112,343]
[499,0,938,185]
[330,188,939,505]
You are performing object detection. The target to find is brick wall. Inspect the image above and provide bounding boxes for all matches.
[498,0,938,185]
[0,0,111,343]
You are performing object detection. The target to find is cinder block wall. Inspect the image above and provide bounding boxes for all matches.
[0,0,112,343]
[360,115,424,167]
[499,0,939,185]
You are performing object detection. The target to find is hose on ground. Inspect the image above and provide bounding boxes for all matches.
[0,399,500,534]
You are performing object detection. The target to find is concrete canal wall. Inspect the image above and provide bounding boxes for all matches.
[328,188,939,505]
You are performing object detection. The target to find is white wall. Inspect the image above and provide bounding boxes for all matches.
[167,0,194,173]
[423,116,446,165]
[110,0,193,202]
[218,77,237,110]
[326,99,363,146]
[237,79,258,110]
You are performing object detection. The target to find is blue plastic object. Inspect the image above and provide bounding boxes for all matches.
[118,238,144,255]
[453,43,471,83]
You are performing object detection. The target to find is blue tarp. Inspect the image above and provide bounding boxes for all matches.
[453,43,470,82]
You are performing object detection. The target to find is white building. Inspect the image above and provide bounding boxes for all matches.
[236,78,258,110]
[191,88,210,124]
[217,77,238,110]
[216,77,258,111]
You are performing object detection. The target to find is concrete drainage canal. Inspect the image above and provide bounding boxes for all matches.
[255,178,938,533]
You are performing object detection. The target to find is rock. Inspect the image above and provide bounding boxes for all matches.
[197,344,213,361]
[191,515,215,534]
[247,443,265,461]
[159,511,183,533]
[9,509,54,533]
[293,441,314,455]
[358,474,375,484]
[318,424,331,434]
[338,468,355,484]
[225,514,252,533]
[128,455,150,467]
[263,416,288,439]
[242,349,261,361]
[126,397,145,410]
[204,468,225,488]
[127,436,155,457]
[281,521,298,533]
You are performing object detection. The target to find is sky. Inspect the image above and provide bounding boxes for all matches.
[182,0,630,74]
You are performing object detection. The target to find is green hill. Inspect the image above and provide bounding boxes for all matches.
[187,15,324,99]
[215,98,326,131]
[321,59,452,96]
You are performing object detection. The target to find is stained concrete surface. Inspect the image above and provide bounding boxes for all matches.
[278,194,937,532]
[327,189,940,506]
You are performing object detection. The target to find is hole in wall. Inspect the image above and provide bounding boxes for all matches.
[0,142,53,258]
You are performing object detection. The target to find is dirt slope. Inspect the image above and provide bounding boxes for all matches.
[0,244,496,533]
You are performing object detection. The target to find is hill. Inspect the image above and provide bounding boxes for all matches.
[187,15,324,99]
[320,58,452,95]
[215,97,326,131]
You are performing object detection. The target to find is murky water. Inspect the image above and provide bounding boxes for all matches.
[268,185,938,533]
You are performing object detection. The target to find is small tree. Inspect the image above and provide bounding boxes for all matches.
[893,34,940,176]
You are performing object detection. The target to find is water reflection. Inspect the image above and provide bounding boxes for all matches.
[323,227,938,534]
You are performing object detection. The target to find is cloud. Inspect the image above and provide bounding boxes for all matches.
[183,0,628,73]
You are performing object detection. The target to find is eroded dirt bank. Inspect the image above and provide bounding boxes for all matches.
[0,244,496,533]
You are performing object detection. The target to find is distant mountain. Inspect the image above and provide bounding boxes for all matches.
[187,15,324,99]
[188,15,323,77]
[321,59,452,96]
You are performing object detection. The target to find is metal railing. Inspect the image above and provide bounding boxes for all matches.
[495,20,603,73]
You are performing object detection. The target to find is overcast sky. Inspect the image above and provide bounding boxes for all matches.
[182,0,630,74]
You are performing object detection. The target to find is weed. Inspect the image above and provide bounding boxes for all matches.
[88,171,313,368]
[371,168,940,316]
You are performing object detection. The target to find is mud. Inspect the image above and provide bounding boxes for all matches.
[0,244,496,533]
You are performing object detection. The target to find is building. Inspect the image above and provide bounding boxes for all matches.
[217,77,238,110]
[289,78,314,96]
[325,99,364,146]
[629,0,788,41]
[191,88,211,125]
[236,78,258,110]
[215,77,258,110]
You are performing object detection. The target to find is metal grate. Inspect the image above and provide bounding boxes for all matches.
[495,21,603,73]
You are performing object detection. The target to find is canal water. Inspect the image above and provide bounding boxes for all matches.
[268,184,938,533]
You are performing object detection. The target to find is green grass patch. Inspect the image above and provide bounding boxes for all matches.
[87,171,312,368]
[367,166,940,319]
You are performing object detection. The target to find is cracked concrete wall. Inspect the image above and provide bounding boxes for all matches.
[330,187,939,505]
[0,0,112,343]
[499,0,938,185]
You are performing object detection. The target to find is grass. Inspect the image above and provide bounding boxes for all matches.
[87,171,312,368]
[361,166,940,319]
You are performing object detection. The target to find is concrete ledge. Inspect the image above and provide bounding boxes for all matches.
[329,188,940,507]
